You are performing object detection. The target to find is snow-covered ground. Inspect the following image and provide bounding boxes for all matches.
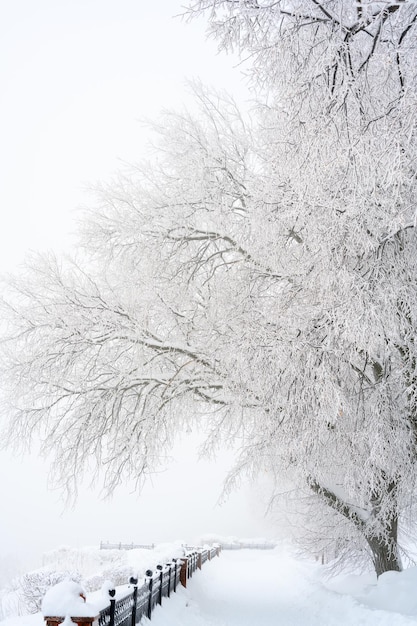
[144,549,417,626]
[2,545,417,625]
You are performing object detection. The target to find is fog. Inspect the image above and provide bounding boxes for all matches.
[0,0,276,579]
[0,433,275,581]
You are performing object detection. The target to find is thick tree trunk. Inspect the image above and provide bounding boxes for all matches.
[366,514,402,577]
[366,479,402,577]
[308,477,402,577]
[366,536,402,577]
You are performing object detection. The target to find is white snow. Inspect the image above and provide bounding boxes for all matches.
[358,568,417,616]
[0,617,42,626]
[143,548,417,626]
[41,580,98,618]
[3,544,417,625]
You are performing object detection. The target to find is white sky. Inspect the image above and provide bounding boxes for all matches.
[0,0,249,268]
[0,1,275,575]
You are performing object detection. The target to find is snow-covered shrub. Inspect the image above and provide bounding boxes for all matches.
[101,565,133,587]
[83,574,106,593]
[18,569,81,614]
[0,581,24,620]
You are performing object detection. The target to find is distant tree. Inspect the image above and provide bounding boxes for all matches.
[2,0,417,577]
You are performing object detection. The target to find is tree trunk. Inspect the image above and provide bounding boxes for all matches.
[366,536,402,577]
[366,478,402,577]
[308,477,402,577]
[366,514,402,577]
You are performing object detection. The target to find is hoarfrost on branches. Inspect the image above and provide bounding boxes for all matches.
[2,1,417,577]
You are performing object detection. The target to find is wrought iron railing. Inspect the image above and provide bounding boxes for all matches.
[96,548,219,626]
[98,587,136,626]
[43,547,221,626]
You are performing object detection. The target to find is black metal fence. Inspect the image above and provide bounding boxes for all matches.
[97,548,219,626]
[98,587,136,626]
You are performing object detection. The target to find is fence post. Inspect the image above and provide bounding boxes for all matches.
[180,558,188,588]
[173,559,178,592]
[166,564,172,598]
[190,552,197,577]
[109,589,116,626]
[146,570,153,620]
[129,577,138,626]
[156,565,163,605]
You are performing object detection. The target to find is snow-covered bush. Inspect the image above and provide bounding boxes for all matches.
[18,568,82,614]
[83,574,106,593]
[42,545,127,577]
[101,565,134,588]
[0,580,23,620]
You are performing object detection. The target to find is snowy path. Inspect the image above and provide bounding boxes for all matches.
[145,549,417,626]
[2,547,417,626]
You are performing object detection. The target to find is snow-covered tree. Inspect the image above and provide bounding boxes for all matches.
[186,0,417,107]
[2,1,417,576]
[185,0,417,576]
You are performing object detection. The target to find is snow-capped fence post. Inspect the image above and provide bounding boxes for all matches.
[129,577,138,626]
[156,565,163,606]
[108,588,116,626]
[166,564,172,598]
[191,551,198,576]
[174,559,181,591]
[179,557,188,588]
[146,570,153,620]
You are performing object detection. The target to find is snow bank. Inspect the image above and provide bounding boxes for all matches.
[324,562,417,617]
[360,567,417,616]
[41,580,98,618]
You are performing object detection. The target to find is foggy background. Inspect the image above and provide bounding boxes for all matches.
[0,0,276,581]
